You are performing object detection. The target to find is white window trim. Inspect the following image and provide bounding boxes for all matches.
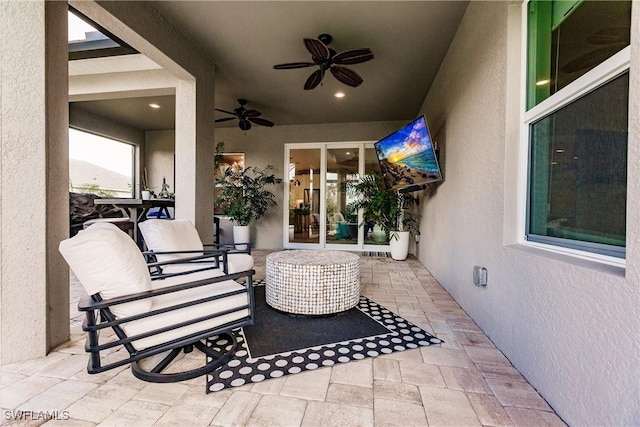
[524,47,630,123]
[515,1,630,270]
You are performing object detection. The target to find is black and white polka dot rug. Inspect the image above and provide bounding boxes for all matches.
[205,280,443,393]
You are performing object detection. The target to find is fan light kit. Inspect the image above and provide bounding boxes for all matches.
[214,99,275,131]
[274,33,374,90]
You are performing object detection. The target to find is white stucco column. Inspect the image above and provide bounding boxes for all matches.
[0,1,69,364]
[174,73,215,241]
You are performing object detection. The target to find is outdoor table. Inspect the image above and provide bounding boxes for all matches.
[93,198,174,246]
[265,250,360,315]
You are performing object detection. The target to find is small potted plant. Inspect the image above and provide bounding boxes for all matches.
[142,188,154,200]
[214,163,283,248]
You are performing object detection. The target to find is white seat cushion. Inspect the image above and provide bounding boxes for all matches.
[124,269,250,350]
[227,253,254,273]
[139,219,204,262]
[59,223,152,319]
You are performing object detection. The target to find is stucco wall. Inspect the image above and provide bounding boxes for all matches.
[418,2,640,425]
[216,121,406,249]
[0,1,69,362]
[145,130,175,193]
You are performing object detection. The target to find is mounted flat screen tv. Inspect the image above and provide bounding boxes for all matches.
[374,115,442,192]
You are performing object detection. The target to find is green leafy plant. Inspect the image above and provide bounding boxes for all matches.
[214,164,283,226]
[346,172,419,239]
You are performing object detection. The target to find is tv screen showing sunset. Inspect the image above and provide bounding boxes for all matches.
[375,116,442,190]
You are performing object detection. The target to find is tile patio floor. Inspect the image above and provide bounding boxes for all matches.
[1,251,566,426]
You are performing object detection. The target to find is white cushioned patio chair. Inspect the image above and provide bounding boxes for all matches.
[59,222,255,383]
[138,219,254,275]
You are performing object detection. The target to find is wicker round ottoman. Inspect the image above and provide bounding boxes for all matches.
[265,250,360,315]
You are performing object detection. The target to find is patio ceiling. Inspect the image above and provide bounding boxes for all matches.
[71,1,469,131]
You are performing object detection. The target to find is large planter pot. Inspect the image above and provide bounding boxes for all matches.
[233,225,251,250]
[389,231,410,260]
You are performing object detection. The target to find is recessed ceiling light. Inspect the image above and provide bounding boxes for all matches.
[345,151,351,155]
[334,92,345,98]
[536,79,550,86]
[149,103,161,109]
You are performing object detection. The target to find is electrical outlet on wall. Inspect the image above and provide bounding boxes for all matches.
[473,266,487,287]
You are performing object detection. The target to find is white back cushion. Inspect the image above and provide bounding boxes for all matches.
[59,223,152,319]
[139,219,204,262]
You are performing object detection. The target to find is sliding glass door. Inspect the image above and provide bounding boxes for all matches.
[287,147,322,246]
[284,143,389,251]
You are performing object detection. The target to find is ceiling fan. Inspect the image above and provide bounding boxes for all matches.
[273,33,374,90]
[214,99,275,131]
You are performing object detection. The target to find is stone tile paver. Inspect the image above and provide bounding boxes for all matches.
[302,401,373,427]
[373,380,422,404]
[246,395,307,427]
[326,383,373,408]
[64,383,139,424]
[330,361,372,388]
[210,391,261,427]
[97,399,168,426]
[153,403,219,426]
[280,368,331,401]
[373,397,427,427]
[419,386,482,426]
[505,406,567,426]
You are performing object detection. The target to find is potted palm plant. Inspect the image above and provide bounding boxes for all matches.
[214,163,283,248]
[347,172,419,260]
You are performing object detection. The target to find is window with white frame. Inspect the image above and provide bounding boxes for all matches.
[69,128,135,198]
[524,0,631,258]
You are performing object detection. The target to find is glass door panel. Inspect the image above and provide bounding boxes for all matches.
[326,148,359,246]
[288,148,321,245]
[364,146,389,246]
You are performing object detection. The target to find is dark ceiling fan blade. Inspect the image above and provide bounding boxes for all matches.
[331,66,363,87]
[304,68,325,90]
[239,119,252,131]
[215,117,237,123]
[273,62,316,70]
[304,38,330,59]
[214,108,236,115]
[243,109,261,118]
[248,117,274,127]
[333,48,374,65]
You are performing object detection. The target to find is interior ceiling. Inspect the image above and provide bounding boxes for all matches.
[72,1,469,132]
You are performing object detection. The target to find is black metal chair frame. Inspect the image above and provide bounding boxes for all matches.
[78,248,255,383]
[143,242,252,277]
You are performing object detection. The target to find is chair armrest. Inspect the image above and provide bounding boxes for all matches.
[203,242,252,255]
[143,249,232,274]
